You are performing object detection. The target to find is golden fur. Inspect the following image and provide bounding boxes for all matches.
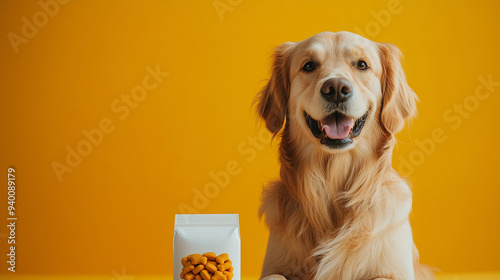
[256,32,434,280]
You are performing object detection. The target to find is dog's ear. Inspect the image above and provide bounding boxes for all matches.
[378,43,417,134]
[256,42,295,134]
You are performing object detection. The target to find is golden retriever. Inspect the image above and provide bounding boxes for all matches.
[256,31,434,280]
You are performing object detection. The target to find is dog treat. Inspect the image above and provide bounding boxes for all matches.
[188,254,208,265]
[200,269,211,280]
[211,271,227,280]
[180,253,234,280]
[223,271,233,280]
[182,263,195,276]
[205,263,217,274]
[193,264,204,275]
[203,252,217,261]
[217,260,232,272]
[215,253,229,264]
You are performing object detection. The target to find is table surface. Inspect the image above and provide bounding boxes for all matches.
[1,273,500,280]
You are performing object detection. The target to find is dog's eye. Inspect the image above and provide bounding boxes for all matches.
[302,61,316,72]
[357,60,369,71]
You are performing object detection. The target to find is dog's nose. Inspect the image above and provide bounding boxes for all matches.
[321,78,353,103]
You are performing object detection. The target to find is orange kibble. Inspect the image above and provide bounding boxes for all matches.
[223,271,233,280]
[183,253,232,280]
[193,264,204,275]
[200,269,211,280]
[205,263,217,273]
[188,254,208,265]
[203,252,217,261]
[211,271,227,280]
[215,253,229,264]
[182,263,195,275]
[217,260,232,272]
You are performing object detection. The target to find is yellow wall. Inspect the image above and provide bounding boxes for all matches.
[1,0,499,276]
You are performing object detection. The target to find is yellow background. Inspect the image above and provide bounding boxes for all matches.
[1,0,499,278]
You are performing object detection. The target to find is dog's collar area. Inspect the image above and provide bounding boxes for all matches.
[304,111,368,149]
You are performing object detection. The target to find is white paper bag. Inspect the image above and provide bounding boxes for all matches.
[173,214,241,280]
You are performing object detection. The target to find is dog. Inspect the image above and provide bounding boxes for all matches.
[256,31,434,280]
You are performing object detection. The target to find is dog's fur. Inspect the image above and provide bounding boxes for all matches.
[256,32,434,280]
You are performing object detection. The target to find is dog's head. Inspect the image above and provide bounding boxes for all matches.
[257,31,417,152]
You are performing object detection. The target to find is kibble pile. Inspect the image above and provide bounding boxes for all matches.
[180,252,234,280]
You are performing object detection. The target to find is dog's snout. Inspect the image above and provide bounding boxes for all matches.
[321,78,353,103]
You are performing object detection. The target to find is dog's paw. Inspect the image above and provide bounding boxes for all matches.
[261,274,287,280]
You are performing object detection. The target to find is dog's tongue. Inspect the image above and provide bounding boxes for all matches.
[321,113,354,139]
